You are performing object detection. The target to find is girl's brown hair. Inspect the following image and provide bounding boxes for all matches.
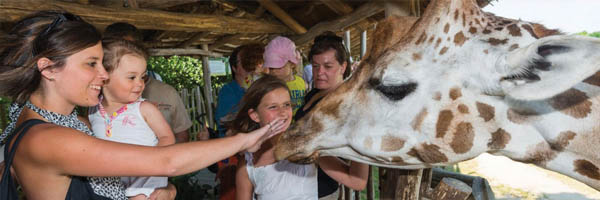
[0,11,101,103]
[101,38,148,73]
[226,75,289,133]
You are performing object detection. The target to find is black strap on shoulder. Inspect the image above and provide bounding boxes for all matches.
[1,119,47,200]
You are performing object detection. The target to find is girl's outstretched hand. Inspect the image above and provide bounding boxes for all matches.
[243,118,286,152]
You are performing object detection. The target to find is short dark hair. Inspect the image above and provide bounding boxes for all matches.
[238,43,264,73]
[0,11,101,103]
[228,44,264,79]
[229,46,243,79]
[308,31,351,78]
[104,22,142,42]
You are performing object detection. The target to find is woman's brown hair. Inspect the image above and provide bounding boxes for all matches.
[308,31,352,78]
[101,38,148,73]
[0,11,101,103]
[226,75,289,134]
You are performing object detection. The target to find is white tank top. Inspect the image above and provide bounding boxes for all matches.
[89,99,158,146]
[245,152,318,200]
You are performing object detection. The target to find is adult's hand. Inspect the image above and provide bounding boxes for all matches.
[243,118,286,152]
[148,183,177,200]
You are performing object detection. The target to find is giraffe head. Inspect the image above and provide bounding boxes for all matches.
[274,0,600,169]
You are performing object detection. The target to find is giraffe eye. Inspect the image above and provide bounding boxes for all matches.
[369,78,418,101]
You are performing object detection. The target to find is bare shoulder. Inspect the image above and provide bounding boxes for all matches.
[139,101,161,116]
[15,123,90,161]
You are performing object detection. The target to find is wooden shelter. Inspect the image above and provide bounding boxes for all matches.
[0,0,440,59]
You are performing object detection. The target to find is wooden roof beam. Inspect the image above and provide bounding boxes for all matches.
[148,48,222,57]
[127,0,139,8]
[320,0,353,15]
[209,34,247,51]
[212,0,261,19]
[176,32,212,48]
[0,0,291,34]
[258,0,307,34]
[292,2,388,46]
[138,0,199,9]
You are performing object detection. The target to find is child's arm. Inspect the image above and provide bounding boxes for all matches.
[140,101,176,146]
[318,156,369,191]
[236,158,254,200]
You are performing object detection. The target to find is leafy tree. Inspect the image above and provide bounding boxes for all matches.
[147,56,204,90]
[147,56,232,94]
[576,31,600,38]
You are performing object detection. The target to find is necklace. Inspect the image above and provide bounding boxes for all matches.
[97,96,131,138]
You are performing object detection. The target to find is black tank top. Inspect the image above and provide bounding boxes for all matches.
[1,119,112,200]
[294,89,339,198]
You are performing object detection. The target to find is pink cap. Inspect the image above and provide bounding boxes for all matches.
[263,36,298,68]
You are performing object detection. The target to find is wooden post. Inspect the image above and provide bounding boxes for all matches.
[344,30,352,63]
[381,169,423,200]
[344,186,351,200]
[420,168,434,198]
[360,30,367,59]
[430,178,472,200]
[366,166,373,200]
[200,44,214,128]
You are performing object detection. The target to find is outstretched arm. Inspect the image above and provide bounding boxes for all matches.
[318,157,369,191]
[15,118,286,178]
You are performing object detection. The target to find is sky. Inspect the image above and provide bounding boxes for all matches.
[482,0,600,34]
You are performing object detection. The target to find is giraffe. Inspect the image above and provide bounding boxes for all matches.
[274,0,600,190]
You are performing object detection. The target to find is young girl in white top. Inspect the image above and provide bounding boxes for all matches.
[231,75,369,200]
[88,38,175,200]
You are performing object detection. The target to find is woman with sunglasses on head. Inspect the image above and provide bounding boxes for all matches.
[292,32,369,200]
[0,11,285,200]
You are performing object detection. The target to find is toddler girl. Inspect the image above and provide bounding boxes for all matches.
[88,38,175,199]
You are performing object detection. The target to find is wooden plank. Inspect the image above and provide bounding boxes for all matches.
[209,34,247,51]
[258,0,307,34]
[321,0,353,15]
[381,169,422,200]
[126,0,138,8]
[431,178,472,200]
[0,0,291,34]
[148,48,222,57]
[137,0,198,9]
[291,2,386,46]
[212,0,261,19]
[344,186,351,200]
[176,32,211,48]
[420,168,434,198]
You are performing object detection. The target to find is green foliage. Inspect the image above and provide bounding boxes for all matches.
[576,31,600,38]
[148,56,204,90]
[147,56,232,93]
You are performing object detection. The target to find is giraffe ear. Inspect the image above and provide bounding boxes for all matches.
[499,35,600,100]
